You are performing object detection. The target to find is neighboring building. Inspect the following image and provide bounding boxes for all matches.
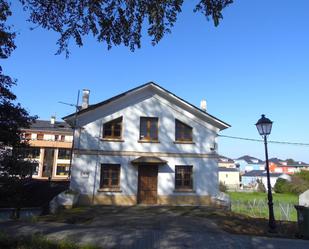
[218,155,236,168]
[63,82,230,206]
[235,155,264,174]
[218,167,240,190]
[20,117,73,180]
[241,170,289,189]
[269,158,309,174]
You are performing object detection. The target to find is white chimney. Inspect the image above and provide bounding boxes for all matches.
[50,115,56,125]
[82,89,90,109]
[200,99,207,112]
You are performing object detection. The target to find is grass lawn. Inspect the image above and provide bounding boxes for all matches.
[0,232,100,249]
[229,192,298,203]
[228,192,298,221]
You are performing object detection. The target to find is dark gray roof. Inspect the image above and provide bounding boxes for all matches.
[236,155,264,164]
[23,120,73,133]
[242,170,283,177]
[62,82,230,129]
[218,167,239,172]
[218,155,235,163]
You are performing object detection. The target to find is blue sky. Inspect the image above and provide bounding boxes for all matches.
[3,0,309,161]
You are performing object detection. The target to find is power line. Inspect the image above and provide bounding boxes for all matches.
[218,135,309,146]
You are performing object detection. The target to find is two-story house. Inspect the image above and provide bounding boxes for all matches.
[63,82,230,206]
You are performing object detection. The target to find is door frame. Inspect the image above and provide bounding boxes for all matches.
[137,164,158,204]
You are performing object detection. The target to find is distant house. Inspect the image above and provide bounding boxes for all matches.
[20,117,73,180]
[241,170,289,189]
[235,155,264,174]
[269,158,309,175]
[218,167,240,190]
[218,155,236,168]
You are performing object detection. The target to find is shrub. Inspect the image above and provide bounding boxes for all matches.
[219,181,228,192]
[274,178,289,193]
[256,179,266,193]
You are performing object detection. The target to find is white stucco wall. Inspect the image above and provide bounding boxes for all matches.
[71,155,219,198]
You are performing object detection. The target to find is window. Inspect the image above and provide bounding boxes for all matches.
[100,164,121,189]
[175,166,193,190]
[60,135,65,142]
[175,119,192,142]
[58,148,71,159]
[24,133,31,140]
[55,135,59,141]
[37,133,44,140]
[56,164,70,176]
[140,117,158,141]
[103,117,123,139]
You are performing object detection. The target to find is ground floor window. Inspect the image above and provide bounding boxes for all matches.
[175,165,193,190]
[100,164,121,190]
[56,164,70,176]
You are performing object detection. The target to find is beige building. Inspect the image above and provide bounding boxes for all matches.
[218,167,240,190]
[218,155,236,168]
[21,117,73,180]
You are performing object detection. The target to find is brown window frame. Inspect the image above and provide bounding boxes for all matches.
[139,117,159,141]
[37,133,44,140]
[24,133,32,140]
[60,135,65,142]
[175,165,193,190]
[103,117,123,139]
[100,164,121,190]
[175,119,193,142]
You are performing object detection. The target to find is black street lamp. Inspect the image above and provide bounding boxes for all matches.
[255,114,276,232]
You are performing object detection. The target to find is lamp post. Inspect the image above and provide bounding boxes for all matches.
[255,114,276,232]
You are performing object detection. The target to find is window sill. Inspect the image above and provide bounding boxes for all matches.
[97,188,122,192]
[101,138,124,142]
[138,140,160,143]
[174,141,195,144]
[174,189,195,193]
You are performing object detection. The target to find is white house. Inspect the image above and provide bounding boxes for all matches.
[63,82,230,206]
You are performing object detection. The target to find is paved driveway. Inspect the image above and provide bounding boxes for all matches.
[1,206,309,249]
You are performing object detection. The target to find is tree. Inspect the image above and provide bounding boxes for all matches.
[0,0,37,215]
[0,0,36,148]
[20,0,233,56]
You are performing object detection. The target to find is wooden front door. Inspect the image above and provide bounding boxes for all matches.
[138,165,158,204]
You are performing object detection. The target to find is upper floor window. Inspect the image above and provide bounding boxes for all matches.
[103,117,123,139]
[140,117,158,141]
[175,119,193,142]
[60,135,65,142]
[58,148,71,160]
[37,133,44,140]
[24,133,32,140]
[175,165,193,190]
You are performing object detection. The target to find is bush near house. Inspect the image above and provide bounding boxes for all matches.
[274,171,309,195]
[219,181,227,192]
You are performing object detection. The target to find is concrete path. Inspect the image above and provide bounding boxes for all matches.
[1,207,309,249]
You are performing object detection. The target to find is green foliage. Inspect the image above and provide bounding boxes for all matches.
[20,0,233,56]
[274,171,309,195]
[0,232,101,249]
[274,178,289,193]
[219,181,228,192]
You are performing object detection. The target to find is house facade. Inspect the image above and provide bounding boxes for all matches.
[218,167,240,190]
[235,155,264,174]
[20,118,73,180]
[64,83,230,206]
